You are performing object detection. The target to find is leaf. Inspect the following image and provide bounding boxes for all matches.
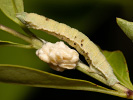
[0,0,24,24]
[103,51,133,90]
[0,64,120,96]
[116,18,133,41]
[0,40,33,49]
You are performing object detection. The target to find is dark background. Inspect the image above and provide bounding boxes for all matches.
[0,0,133,100]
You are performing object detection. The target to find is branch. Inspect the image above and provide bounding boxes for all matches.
[0,24,31,43]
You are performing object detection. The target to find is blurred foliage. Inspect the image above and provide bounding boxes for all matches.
[0,0,133,100]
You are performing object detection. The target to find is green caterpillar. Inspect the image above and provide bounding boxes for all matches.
[17,12,119,86]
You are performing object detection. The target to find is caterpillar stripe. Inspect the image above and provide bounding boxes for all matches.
[17,12,119,86]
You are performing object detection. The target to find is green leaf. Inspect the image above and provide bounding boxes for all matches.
[0,0,24,24]
[103,51,133,90]
[116,18,133,41]
[0,64,124,97]
[0,40,33,49]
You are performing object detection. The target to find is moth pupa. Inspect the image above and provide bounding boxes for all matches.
[17,12,119,86]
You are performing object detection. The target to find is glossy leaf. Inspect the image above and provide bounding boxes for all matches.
[0,40,33,49]
[103,51,133,90]
[0,0,24,24]
[0,64,124,97]
[117,18,133,41]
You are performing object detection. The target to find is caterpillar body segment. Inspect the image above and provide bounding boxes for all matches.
[17,12,119,86]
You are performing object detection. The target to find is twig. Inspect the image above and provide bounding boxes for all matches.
[0,24,31,43]
[0,24,43,49]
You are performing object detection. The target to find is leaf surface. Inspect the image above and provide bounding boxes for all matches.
[0,0,24,24]
[0,64,117,95]
[117,18,133,41]
[103,51,133,90]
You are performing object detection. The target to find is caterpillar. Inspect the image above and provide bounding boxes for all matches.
[17,12,119,86]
